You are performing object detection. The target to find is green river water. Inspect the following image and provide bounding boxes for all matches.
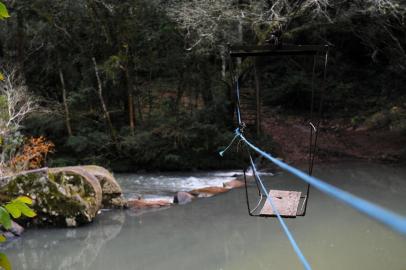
[1,162,405,270]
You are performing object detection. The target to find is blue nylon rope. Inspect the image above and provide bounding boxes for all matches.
[236,130,406,236]
[235,79,242,125]
[219,132,239,157]
[249,156,313,270]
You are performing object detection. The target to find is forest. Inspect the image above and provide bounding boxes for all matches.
[0,0,405,174]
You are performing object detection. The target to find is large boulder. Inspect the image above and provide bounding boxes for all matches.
[82,165,127,208]
[0,167,103,227]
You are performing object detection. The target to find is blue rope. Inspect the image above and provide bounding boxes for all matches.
[249,156,313,270]
[235,79,242,125]
[219,131,239,157]
[234,130,406,236]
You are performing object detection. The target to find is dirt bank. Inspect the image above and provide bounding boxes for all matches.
[261,114,406,164]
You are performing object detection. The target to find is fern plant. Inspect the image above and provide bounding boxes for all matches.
[0,196,36,270]
[0,196,36,241]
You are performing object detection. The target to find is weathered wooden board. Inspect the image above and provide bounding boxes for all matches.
[260,190,302,217]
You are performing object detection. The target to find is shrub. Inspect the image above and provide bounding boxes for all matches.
[10,136,54,171]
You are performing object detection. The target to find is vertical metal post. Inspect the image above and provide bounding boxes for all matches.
[254,58,261,135]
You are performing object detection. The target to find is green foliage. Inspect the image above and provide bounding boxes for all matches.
[0,1,8,81]
[0,95,9,123]
[0,253,11,270]
[4,203,20,219]
[9,200,36,218]
[351,116,364,126]
[0,208,11,230]
[103,55,125,81]
[362,106,406,132]
[0,195,35,270]
[115,106,244,171]
[66,136,90,153]
[0,131,25,169]
[0,196,35,245]
[48,157,77,167]
[0,196,36,224]
[0,2,9,20]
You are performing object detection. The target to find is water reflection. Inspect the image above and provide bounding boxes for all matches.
[1,211,125,270]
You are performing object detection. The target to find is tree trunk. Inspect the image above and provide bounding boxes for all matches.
[128,93,135,134]
[221,49,226,80]
[124,67,135,135]
[136,95,143,123]
[175,69,185,113]
[147,70,153,119]
[123,45,139,133]
[92,57,116,142]
[16,10,24,70]
[59,69,73,137]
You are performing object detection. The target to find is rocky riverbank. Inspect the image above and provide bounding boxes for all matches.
[0,166,246,240]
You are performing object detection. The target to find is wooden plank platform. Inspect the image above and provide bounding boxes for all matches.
[260,190,302,217]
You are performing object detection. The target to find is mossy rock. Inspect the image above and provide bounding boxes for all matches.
[48,167,103,215]
[82,165,127,208]
[0,167,102,227]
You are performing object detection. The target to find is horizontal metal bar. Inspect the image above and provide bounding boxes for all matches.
[229,44,329,57]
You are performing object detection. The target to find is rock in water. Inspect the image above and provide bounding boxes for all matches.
[223,179,245,189]
[127,198,172,209]
[82,165,127,208]
[174,191,194,205]
[0,167,103,227]
[2,231,17,240]
[189,187,230,198]
[0,221,24,240]
[10,221,24,236]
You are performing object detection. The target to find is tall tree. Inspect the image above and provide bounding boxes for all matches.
[92,57,116,143]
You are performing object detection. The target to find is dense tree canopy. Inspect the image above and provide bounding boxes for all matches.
[0,0,405,171]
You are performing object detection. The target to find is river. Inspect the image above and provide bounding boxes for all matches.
[1,162,405,270]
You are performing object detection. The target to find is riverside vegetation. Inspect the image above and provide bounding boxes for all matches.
[0,0,404,174]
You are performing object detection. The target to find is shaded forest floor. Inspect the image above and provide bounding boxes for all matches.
[261,113,406,164]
